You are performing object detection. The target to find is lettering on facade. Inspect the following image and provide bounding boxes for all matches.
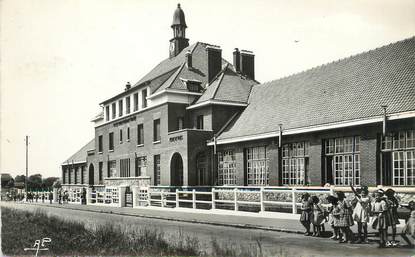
[113,116,136,127]
[169,135,183,143]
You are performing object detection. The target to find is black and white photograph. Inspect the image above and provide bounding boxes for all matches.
[1,0,415,256]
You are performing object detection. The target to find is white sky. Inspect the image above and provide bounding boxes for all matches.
[1,0,414,178]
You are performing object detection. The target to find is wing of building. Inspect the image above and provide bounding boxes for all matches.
[61,3,415,201]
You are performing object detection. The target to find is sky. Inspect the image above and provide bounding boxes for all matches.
[1,0,414,179]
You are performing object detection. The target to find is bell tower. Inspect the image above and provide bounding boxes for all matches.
[169,3,189,58]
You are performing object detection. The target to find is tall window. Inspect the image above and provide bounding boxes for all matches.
[325,136,360,185]
[108,160,117,177]
[98,135,103,153]
[217,151,236,185]
[109,132,114,151]
[196,152,208,185]
[153,119,161,142]
[246,146,269,186]
[74,168,78,184]
[137,124,144,145]
[135,156,147,176]
[282,142,309,185]
[118,99,123,117]
[81,166,85,184]
[133,93,139,111]
[120,158,130,177]
[112,103,116,119]
[98,162,103,184]
[127,127,130,141]
[177,117,184,130]
[142,89,147,108]
[126,96,131,114]
[119,129,123,143]
[154,155,161,185]
[197,115,204,129]
[382,130,415,186]
[106,106,110,121]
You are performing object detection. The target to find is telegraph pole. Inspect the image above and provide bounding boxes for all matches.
[25,135,29,195]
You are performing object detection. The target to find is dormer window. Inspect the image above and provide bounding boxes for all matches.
[142,89,148,108]
[181,78,202,92]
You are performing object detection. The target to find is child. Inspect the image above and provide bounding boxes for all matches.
[352,186,371,243]
[311,196,325,237]
[401,210,415,247]
[385,189,400,247]
[300,193,312,236]
[327,195,342,240]
[333,191,354,243]
[371,189,390,248]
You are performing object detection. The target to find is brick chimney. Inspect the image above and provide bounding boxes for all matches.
[125,82,131,91]
[240,50,255,80]
[233,48,240,73]
[206,45,222,83]
[185,50,192,69]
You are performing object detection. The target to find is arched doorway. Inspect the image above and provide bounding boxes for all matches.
[88,164,94,186]
[170,153,183,186]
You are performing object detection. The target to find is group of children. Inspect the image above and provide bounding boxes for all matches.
[300,187,415,248]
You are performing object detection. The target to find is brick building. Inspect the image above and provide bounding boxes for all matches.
[62,4,415,197]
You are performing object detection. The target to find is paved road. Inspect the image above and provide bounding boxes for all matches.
[1,202,414,256]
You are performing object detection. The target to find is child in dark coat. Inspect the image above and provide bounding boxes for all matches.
[385,189,400,247]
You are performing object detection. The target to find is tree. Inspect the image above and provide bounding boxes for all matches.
[43,177,59,189]
[28,174,42,190]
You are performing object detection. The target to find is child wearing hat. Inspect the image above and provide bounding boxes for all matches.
[300,193,312,236]
[371,189,390,248]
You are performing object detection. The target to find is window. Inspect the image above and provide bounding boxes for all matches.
[105,106,110,121]
[196,152,208,185]
[74,168,78,184]
[109,132,114,151]
[118,99,123,117]
[177,117,184,130]
[112,103,116,119]
[137,124,144,145]
[154,155,161,185]
[120,158,130,177]
[127,127,130,141]
[217,151,236,185]
[282,142,309,185]
[246,146,269,186]
[142,89,147,108]
[98,135,103,153]
[98,162,103,183]
[133,93,139,111]
[383,130,415,186]
[325,136,360,185]
[81,166,85,184]
[126,96,131,114]
[119,129,123,143]
[153,119,160,142]
[108,160,117,177]
[196,115,204,129]
[135,156,147,176]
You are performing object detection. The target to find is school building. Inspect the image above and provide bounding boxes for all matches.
[61,4,415,203]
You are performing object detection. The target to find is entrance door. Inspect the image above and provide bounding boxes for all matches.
[196,152,209,185]
[125,187,133,207]
[88,164,94,186]
[170,153,183,186]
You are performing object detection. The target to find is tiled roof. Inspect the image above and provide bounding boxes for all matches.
[62,139,94,164]
[196,65,257,104]
[217,37,415,141]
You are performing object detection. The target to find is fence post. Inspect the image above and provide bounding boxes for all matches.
[147,189,151,207]
[234,188,238,211]
[176,188,179,208]
[211,188,216,210]
[292,188,297,214]
[161,191,164,208]
[260,187,265,212]
[192,189,196,209]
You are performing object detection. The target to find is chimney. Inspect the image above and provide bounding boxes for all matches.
[240,50,255,80]
[233,48,240,73]
[185,50,192,68]
[125,82,131,91]
[206,45,222,83]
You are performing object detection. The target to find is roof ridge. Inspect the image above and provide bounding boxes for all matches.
[165,62,186,90]
[211,70,226,100]
[257,36,415,88]
[151,66,182,93]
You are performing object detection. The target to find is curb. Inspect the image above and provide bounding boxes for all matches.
[22,203,304,235]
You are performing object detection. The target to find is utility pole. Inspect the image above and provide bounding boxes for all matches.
[25,135,29,195]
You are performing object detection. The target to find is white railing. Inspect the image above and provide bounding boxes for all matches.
[139,186,333,214]
[89,186,120,207]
